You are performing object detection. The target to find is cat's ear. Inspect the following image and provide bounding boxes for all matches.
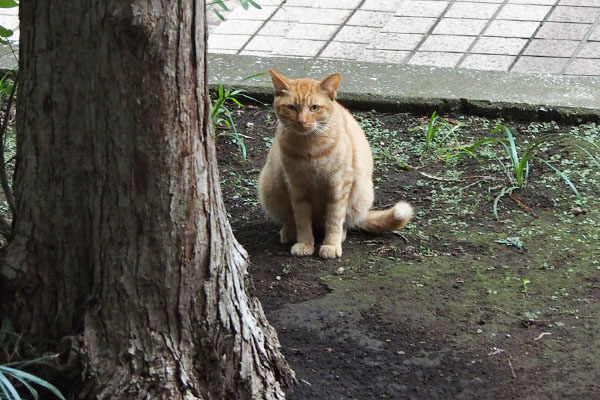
[320,73,340,101]
[269,69,290,96]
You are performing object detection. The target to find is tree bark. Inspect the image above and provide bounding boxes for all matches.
[0,1,294,398]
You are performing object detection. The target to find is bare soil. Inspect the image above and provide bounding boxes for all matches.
[217,105,600,400]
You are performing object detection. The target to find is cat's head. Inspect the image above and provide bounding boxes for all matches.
[269,69,340,136]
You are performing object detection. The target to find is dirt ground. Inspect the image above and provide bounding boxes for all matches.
[216,105,600,400]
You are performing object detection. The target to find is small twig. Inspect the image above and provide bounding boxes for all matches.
[507,357,517,378]
[508,192,536,217]
[482,306,550,326]
[460,179,482,191]
[418,171,461,182]
[419,171,501,184]
[533,332,552,341]
[392,231,409,244]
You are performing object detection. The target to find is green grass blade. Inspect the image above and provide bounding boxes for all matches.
[229,97,244,108]
[462,137,506,153]
[4,373,38,400]
[222,108,247,160]
[214,0,229,11]
[424,111,437,147]
[493,186,518,220]
[0,370,20,400]
[503,126,520,172]
[239,72,267,82]
[574,144,600,169]
[0,366,65,400]
[246,0,262,9]
[537,158,581,201]
[236,93,267,106]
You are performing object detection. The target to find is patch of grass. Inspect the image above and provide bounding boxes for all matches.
[410,111,464,156]
[211,73,266,161]
[212,0,261,21]
[355,111,411,170]
[457,125,584,219]
[222,171,259,209]
[0,317,66,400]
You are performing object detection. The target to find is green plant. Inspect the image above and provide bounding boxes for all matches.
[411,111,463,154]
[522,279,531,296]
[210,73,265,161]
[211,83,250,160]
[0,360,66,400]
[0,0,18,44]
[460,126,581,219]
[0,318,66,400]
[212,0,261,21]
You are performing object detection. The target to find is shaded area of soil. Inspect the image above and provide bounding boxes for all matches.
[217,106,600,399]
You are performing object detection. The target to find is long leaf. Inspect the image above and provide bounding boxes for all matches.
[4,373,38,400]
[0,0,18,9]
[246,0,262,9]
[537,158,581,201]
[214,0,228,11]
[0,367,65,400]
[493,186,518,220]
[503,127,520,175]
[574,143,600,169]
[0,371,20,400]
[212,8,225,21]
[239,72,267,82]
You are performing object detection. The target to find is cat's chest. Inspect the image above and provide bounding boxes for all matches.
[280,145,346,179]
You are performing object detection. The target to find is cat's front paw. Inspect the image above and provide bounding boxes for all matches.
[319,244,342,259]
[291,242,314,256]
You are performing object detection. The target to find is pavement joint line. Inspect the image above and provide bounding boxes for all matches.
[455,0,510,69]
[236,1,287,55]
[508,0,559,72]
[315,0,367,58]
[562,8,600,74]
[404,0,457,65]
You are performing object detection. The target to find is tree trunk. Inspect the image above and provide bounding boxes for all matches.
[0,1,294,398]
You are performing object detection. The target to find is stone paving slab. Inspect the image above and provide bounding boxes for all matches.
[207,0,600,77]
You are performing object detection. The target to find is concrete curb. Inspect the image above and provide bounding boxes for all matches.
[208,54,600,122]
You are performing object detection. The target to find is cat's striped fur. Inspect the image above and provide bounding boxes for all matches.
[258,70,413,259]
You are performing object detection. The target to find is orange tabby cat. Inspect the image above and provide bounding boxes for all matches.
[258,70,413,259]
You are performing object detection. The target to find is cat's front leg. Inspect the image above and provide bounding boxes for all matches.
[320,184,351,259]
[289,189,315,256]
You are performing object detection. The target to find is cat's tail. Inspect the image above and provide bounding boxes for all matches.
[358,201,414,233]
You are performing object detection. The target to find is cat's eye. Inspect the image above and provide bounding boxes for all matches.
[310,105,321,112]
[286,104,296,111]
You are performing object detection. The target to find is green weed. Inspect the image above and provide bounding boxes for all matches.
[355,112,411,170]
[212,0,261,21]
[211,73,265,161]
[410,111,464,156]
[459,126,582,219]
[0,317,66,400]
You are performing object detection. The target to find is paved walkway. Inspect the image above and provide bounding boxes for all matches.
[207,0,600,76]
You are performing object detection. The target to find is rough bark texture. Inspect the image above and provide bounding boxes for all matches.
[0,1,294,398]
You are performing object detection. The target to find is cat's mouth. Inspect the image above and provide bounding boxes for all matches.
[296,123,326,136]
